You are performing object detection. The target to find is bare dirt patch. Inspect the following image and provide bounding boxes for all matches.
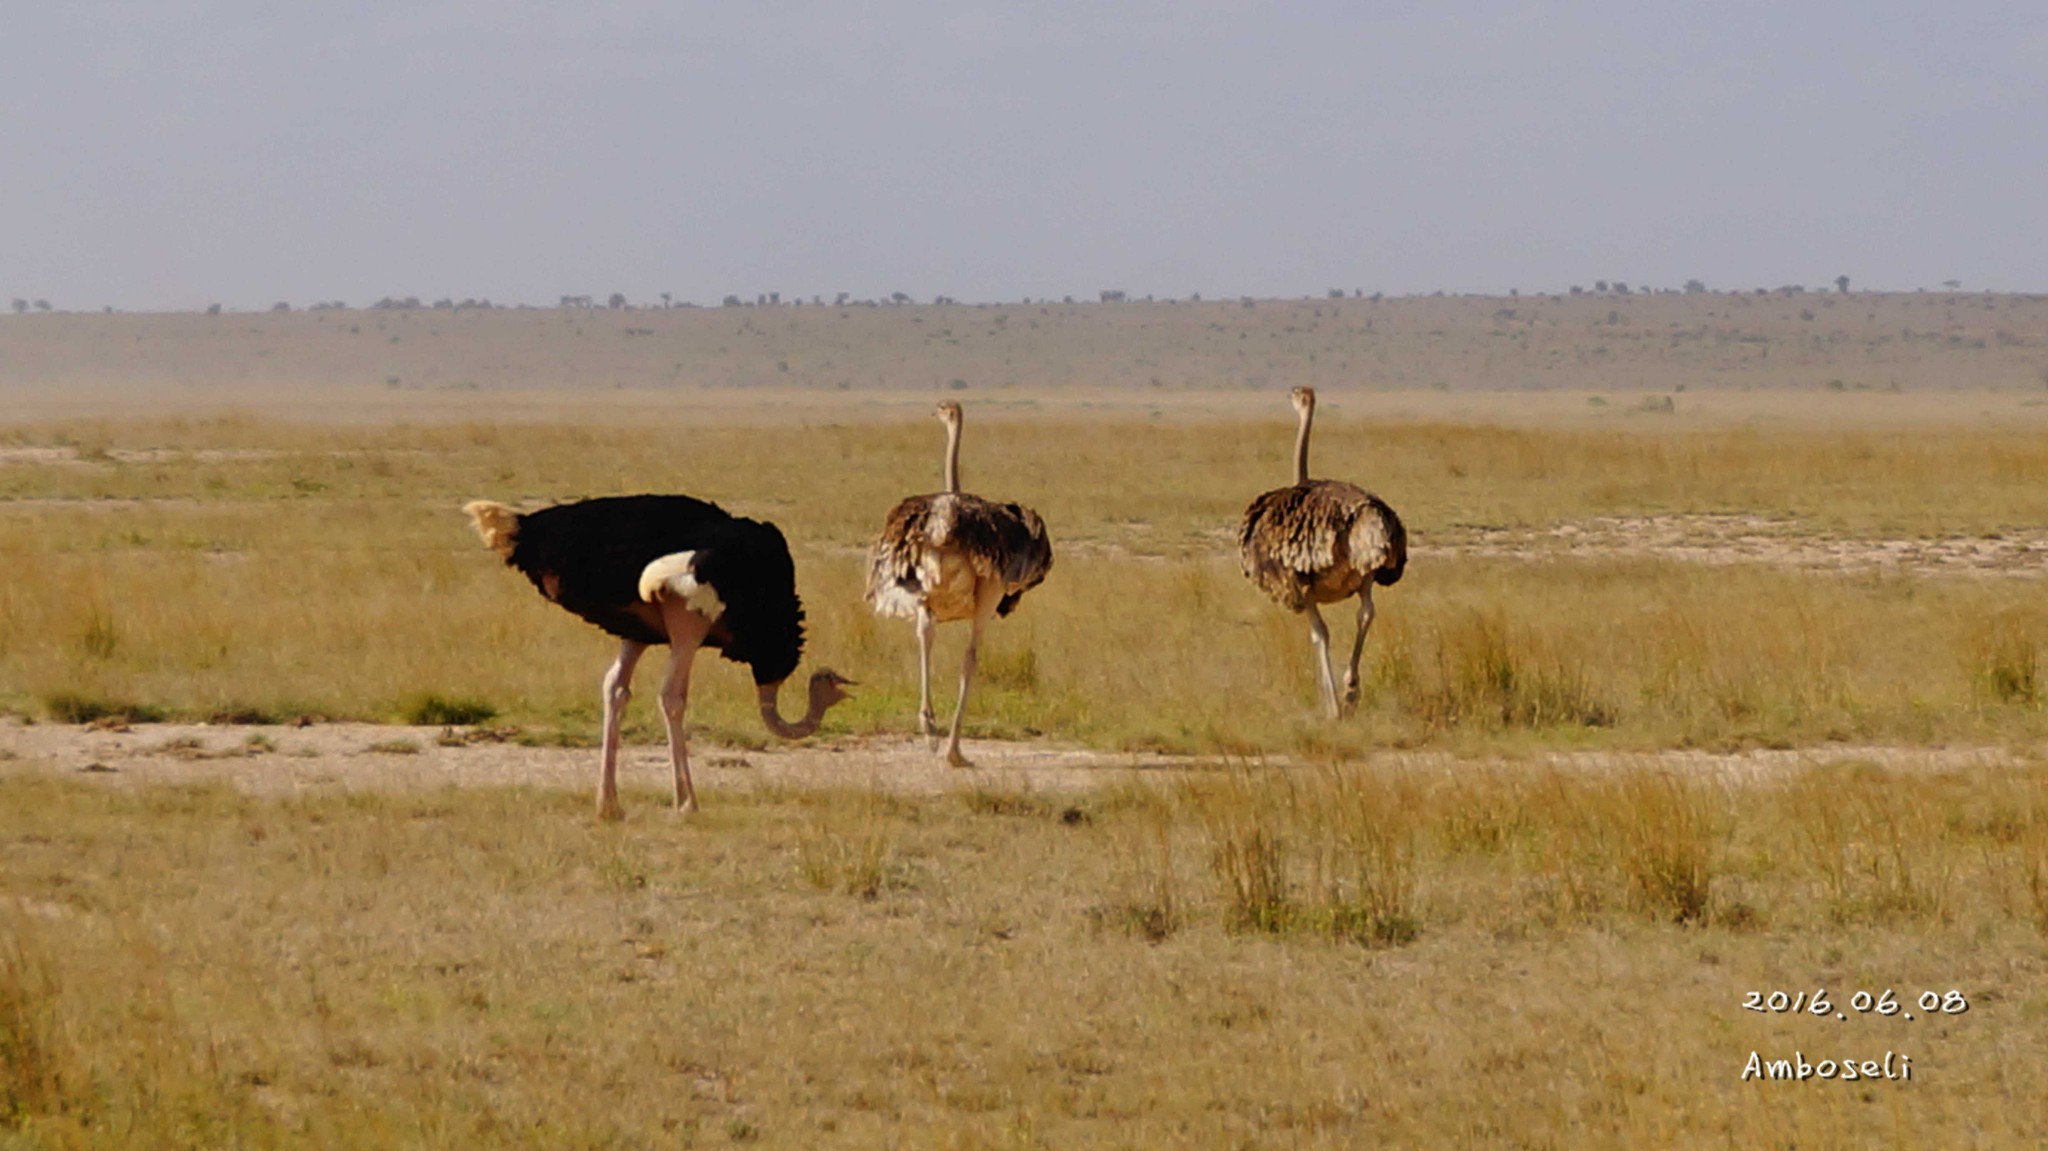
[1434,513,2048,577]
[0,720,1186,800]
[1,718,2027,804]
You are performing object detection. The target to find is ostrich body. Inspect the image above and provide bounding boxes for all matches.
[866,402,1052,766]
[1239,387,1406,719]
[464,494,851,820]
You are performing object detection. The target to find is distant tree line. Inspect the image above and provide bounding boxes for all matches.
[8,275,1958,318]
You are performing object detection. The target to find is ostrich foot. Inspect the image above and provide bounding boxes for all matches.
[671,798,699,817]
[598,800,625,823]
[945,744,974,769]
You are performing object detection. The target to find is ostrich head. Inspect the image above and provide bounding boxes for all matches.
[757,667,855,738]
[1289,386,1316,415]
[808,668,856,711]
[935,400,963,426]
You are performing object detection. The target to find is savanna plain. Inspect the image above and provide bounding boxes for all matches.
[5,293,2048,1148]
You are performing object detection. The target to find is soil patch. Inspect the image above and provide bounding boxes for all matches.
[1,719,2028,806]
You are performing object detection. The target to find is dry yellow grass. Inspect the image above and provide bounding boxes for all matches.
[2,405,2045,754]
[4,760,2047,1148]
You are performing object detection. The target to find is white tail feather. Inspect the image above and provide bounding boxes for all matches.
[638,551,726,618]
[463,499,520,559]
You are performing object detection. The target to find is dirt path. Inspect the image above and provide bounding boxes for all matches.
[0,720,1189,800]
[1431,514,2048,578]
[990,515,2048,579]
[1,719,2032,803]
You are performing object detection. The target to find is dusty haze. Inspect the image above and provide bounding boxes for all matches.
[5,293,2048,422]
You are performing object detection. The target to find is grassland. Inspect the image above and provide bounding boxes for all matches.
[5,296,2048,1146]
[2,399,2046,754]
[4,761,2048,1148]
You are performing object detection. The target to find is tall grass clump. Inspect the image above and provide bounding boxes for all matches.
[1189,764,1419,946]
[1429,768,1533,858]
[1516,774,1613,923]
[0,922,89,1130]
[2025,831,2048,934]
[794,789,901,900]
[1946,768,2048,933]
[1092,787,1184,942]
[1505,767,1726,926]
[1211,822,1290,935]
[1787,764,1960,924]
[1306,765,1422,943]
[0,921,284,1145]
[75,607,119,662]
[1404,609,1615,735]
[1610,770,1722,924]
[1967,609,2040,707]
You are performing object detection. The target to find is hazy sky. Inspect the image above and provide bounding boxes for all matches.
[5,2,2045,311]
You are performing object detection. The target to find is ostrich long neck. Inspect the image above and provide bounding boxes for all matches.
[757,680,828,739]
[943,415,963,493]
[1292,401,1313,485]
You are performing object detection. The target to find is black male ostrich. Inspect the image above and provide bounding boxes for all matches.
[1239,387,1406,719]
[465,494,852,820]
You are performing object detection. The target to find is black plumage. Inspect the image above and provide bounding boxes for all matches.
[465,492,851,820]
[494,494,806,685]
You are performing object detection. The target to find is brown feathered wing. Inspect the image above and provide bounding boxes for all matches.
[1238,481,1405,612]
[867,492,1053,620]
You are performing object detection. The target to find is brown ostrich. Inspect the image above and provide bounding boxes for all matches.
[866,402,1053,766]
[1238,387,1407,718]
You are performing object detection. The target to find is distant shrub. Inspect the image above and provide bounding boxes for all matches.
[44,693,164,725]
[206,704,283,725]
[400,694,497,726]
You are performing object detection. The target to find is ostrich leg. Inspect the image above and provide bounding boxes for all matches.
[942,580,1004,768]
[597,640,648,821]
[655,604,714,815]
[1341,585,1378,717]
[915,603,938,747]
[1305,603,1341,720]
